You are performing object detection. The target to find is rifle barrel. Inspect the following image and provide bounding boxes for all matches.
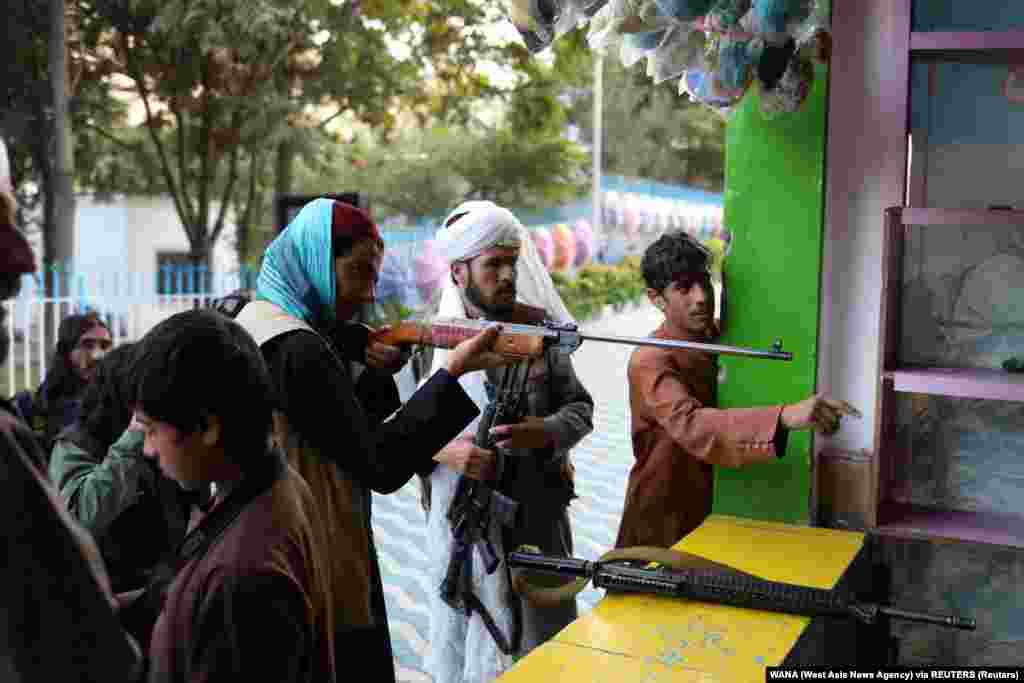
[878,606,976,631]
[507,551,594,578]
[579,333,793,361]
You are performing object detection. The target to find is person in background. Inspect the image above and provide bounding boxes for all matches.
[615,231,861,549]
[49,343,193,597]
[0,181,142,680]
[133,310,336,682]
[24,311,113,455]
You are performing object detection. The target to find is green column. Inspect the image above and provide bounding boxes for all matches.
[712,62,829,524]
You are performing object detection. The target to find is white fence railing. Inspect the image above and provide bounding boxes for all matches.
[2,288,236,397]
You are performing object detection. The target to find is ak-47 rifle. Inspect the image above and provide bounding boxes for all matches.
[506,549,976,631]
[371,317,793,361]
[439,361,531,655]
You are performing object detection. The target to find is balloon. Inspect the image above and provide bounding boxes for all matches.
[413,239,447,302]
[551,224,576,271]
[378,249,420,309]
[623,206,639,240]
[573,219,594,268]
[532,227,554,270]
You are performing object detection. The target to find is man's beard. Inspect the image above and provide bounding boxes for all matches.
[465,273,515,319]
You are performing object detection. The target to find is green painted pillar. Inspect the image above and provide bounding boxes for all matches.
[712,62,829,525]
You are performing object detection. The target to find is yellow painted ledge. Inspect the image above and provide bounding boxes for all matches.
[499,514,865,683]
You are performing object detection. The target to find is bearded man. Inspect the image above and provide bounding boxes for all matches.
[423,200,594,683]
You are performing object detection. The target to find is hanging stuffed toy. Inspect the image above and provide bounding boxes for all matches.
[704,0,750,32]
[748,0,815,45]
[509,0,600,53]
[646,25,707,84]
[588,0,649,55]
[652,0,714,21]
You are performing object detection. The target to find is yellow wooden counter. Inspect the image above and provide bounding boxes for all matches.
[498,514,867,682]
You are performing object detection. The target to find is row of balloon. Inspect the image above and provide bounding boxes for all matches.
[405,214,732,306]
[408,219,598,305]
[531,220,596,272]
[601,191,725,237]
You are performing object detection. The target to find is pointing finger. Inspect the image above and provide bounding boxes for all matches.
[823,398,862,418]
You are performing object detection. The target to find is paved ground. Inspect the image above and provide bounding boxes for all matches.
[374,301,663,682]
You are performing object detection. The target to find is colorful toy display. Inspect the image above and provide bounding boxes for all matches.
[504,0,831,118]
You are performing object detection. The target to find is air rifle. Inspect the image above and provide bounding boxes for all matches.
[370,317,793,361]
[506,549,976,631]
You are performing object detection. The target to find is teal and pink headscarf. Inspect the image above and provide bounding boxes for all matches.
[256,198,381,329]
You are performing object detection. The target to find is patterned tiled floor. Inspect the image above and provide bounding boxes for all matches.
[374,302,662,682]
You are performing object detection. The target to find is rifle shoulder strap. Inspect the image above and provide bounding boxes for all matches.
[511,545,758,608]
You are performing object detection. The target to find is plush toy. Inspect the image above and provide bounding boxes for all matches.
[652,0,714,21]
[679,67,746,113]
[715,34,760,92]
[749,0,815,44]
[758,49,814,115]
[704,0,750,32]
[645,26,706,84]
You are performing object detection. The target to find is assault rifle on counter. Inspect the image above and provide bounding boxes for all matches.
[370,317,794,361]
[414,315,792,655]
[506,549,976,631]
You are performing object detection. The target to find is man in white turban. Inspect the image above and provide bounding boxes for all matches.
[421,200,594,683]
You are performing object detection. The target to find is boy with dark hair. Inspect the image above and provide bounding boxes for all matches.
[133,310,335,682]
[616,231,859,549]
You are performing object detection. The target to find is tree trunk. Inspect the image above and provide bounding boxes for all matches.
[275,138,294,204]
[188,237,213,306]
[45,0,75,356]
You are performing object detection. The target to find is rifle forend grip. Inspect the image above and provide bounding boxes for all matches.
[370,322,546,359]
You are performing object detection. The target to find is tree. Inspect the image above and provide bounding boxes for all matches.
[563,35,727,192]
[297,122,586,223]
[89,0,309,273]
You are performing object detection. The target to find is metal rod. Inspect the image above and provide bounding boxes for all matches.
[580,332,794,361]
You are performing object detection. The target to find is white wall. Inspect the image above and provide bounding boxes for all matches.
[79,195,239,279]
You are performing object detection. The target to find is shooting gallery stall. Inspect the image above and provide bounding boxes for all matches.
[499,516,884,682]
[497,0,1024,674]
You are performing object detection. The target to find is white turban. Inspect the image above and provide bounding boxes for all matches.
[434,201,523,264]
[426,199,575,397]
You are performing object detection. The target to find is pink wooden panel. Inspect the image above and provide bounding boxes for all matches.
[878,502,1024,549]
[902,207,1024,226]
[910,30,1024,53]
[888,367,1024,402]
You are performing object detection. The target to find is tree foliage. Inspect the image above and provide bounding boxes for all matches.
[564,36,727,192]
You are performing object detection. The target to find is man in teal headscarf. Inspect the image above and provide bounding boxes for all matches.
[235,198,509,683]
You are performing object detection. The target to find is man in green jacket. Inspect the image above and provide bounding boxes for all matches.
[49,343,193,595]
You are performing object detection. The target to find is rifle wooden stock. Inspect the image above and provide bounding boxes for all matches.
[370,320,546,359]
